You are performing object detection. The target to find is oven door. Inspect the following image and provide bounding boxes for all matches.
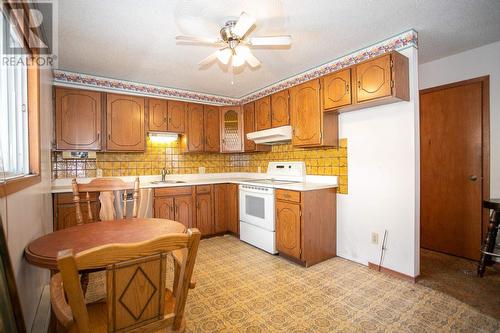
[239,185,275,231]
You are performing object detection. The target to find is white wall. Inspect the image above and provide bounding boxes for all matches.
[337,47,420,277]
[0,67,53,329]
[419,41,500,198]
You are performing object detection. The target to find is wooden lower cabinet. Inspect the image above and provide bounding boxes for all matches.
[153,187,193,229]
[275,188,336,267]
[53,192,100,230]
[196,192,213,236]
[175,195,193,229]
[153,197,174,220]
[213,184,239,235]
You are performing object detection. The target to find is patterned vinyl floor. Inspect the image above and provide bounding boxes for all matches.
[182,235,499,333]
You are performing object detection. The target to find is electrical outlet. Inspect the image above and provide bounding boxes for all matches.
[371,232,379,244]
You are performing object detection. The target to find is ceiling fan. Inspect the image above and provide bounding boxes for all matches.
[175,12,292,68]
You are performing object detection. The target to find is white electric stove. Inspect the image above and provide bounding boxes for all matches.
[239,162,306,254]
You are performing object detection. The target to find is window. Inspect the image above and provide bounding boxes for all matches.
[0,11,29,179]
[0,5,41,196]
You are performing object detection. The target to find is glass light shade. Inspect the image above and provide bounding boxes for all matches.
[231,53,245,67]
[217,48,232,65]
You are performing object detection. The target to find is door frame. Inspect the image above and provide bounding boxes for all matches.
[419,75,490,248]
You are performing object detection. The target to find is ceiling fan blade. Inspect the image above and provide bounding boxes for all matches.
[176,35,222,45]
[198,50,219,66]
[235,45,261,68]
[233,12,256,38]
[249,35,292,46]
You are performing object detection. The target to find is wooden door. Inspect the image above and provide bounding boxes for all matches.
[213,184,227,233]
[174,195,193,228]
[220,106,243,152]
[355,54,391,103]
[148,98,168,131]
[167,100,186,133]
[271,90,290,127]
[196,193,213,236]
[227,184,239,234]
[255,96,272,130]
[322,68,352,110]
[186,103,204,152]
[243,102,256,151]
[106,94,145,151]
[204,105,220,152]
[153,197,174,220]
[420,79,486,260]
[55,88,102,150]
[276,201,301,259]
[290,80,322,146]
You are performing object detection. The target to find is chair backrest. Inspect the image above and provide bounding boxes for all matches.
[56,228,201,333]
[72,177,140,224]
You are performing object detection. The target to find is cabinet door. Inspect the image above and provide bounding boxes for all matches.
[56,203,98,230]
[55,88,102,150]
[167,100,186,133]
[220,106,243,152]
[213,184,227,233]
[322,68,352,110]
[255,96,272,130]
[243,102,256,151]
[355,54,391,103]
[196,193,213,236]
[186,103,204,152]
[290,80,322,146]
[227,184,239,234]
[276,201,301,259]
[154,197,174,220]
[271,90,290,127]
[148,98,168,131]
[174,195,193,228]
[204,105,220,152]
[106,93,145,151]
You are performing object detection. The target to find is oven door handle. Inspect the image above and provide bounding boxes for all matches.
[239,188,275,195]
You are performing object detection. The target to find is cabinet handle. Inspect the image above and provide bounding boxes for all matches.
[97,132,100,141]
[346,84,350,93]
[108,133,111,140]
[358,81,361,89]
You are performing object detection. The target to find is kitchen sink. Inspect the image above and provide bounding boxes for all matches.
[150,180,186,184]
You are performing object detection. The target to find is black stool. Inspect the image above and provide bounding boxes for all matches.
[478,199,500,277]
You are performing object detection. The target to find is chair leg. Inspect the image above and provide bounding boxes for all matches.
[478,211,500,277]
[173,259,180,295]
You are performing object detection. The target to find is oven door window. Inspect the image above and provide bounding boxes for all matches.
[245,195,265,219]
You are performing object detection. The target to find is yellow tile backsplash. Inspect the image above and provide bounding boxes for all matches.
[51,138,348,193]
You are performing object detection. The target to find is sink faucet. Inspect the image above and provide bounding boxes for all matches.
[160,168,170,182]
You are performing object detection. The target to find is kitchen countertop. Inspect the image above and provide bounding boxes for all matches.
[50,173,338,194]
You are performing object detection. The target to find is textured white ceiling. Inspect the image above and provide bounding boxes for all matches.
[57,0,500,98]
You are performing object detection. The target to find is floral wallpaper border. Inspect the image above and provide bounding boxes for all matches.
[52,29,417,106]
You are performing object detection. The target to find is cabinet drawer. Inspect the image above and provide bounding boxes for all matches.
[56,192,98,205]
[196,185,212,194]
[276,189,301,203]
[154,186,192,197]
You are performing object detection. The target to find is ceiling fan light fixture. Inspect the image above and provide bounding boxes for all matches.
[217,48,232,65]
[231,53,245,67]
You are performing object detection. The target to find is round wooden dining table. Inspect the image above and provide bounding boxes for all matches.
[25,218,186,270]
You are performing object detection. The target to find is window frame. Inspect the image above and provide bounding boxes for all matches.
[0,2,41,197]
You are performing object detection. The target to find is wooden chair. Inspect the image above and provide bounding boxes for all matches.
[50,228,201,333]
[71,177,140,224]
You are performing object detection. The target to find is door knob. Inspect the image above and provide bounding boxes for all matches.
[469,175,478,181]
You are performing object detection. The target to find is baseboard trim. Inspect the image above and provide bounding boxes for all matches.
[368,262,419,283]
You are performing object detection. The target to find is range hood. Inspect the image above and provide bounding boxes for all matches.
[246,125,292,145]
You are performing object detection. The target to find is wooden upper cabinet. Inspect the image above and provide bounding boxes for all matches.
[276,201,301,259]
[243,102,256,151]
[322,68,352,110]
[55,88,102,150]
[106,93,145,151]
[271,90,290,127]
[204,105,220,152]
[220,106,243,153]
[355,54,392,103]
[290,80,322,146]
[186,103,204,152]
[255,96,272,130]
[167,100,186,133]
[148,98,168,132]
[290,80,338,147]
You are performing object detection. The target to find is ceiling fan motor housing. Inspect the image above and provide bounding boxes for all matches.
[220,20,239,43]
